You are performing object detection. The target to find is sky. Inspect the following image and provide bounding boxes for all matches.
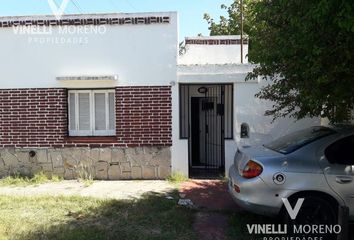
[0,0,233,40]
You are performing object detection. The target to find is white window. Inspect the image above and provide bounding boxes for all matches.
[68,90,116,136]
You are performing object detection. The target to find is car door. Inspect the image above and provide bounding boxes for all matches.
[321,134,354,219]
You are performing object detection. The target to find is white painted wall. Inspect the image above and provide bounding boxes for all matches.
[179,35,248,65]
[233,80,320,147]
[171,84,189,175]
[0,12,178,89]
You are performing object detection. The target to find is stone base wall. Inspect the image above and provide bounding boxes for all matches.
[0,147,171,180]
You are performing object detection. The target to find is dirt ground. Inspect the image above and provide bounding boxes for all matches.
[0,180,175,199]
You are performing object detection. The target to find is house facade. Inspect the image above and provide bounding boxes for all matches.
[0,12,176,179]
[0,12,318,180]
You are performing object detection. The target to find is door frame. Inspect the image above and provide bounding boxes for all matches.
[179,83,233,178]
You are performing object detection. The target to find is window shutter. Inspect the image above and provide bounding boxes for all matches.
[108,92,115,130]
[68,90,115,136]
[94,93,106,130]
[69,93,76,131]
[78,93,91,131]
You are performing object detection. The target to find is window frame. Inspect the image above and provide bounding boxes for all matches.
[324,134,354,165]
[68,89,116,137]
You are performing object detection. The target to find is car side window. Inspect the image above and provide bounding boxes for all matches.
[325,135,354,165]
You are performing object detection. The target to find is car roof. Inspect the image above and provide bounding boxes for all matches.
[327,124,354,134]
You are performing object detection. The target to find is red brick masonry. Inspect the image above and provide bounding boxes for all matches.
[115,86,172,147]
[0,88,68,148]
[0,86,172,148]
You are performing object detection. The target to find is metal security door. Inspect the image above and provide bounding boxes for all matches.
[180,84,231,179]
[202,85,225,176]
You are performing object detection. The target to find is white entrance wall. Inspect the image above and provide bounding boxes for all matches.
[171,84,189,175]
[174,37,320,177]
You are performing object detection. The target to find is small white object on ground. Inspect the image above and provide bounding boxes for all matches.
[178,198,194,207]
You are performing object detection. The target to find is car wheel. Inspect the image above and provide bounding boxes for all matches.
[281,195,338,238]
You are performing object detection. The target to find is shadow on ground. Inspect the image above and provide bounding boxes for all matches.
[0,191,197,240]
[180,180,239,212]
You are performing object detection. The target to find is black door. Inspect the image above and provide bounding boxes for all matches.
[190,97,202,167]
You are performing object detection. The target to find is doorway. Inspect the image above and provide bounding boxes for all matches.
[180,84,233,178]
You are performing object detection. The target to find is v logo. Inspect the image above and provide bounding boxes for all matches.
[282,198,305,220]
[47,0,70,20]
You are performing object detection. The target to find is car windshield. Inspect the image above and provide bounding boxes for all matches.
[264,126,336,154]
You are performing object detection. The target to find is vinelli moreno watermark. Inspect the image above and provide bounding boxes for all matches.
[11,0,107,45]
[246,198,342,240]
[47,0,69,20]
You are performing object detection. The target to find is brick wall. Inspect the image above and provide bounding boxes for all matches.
[115,86,172,147]
[0,88,68,148]
[0,86,172,148]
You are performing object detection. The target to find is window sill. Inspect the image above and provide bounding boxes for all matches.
[65,136,117,143]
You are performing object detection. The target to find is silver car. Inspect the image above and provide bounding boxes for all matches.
[228,125,354,224]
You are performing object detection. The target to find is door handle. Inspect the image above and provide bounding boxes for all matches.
[336,176,352,184]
